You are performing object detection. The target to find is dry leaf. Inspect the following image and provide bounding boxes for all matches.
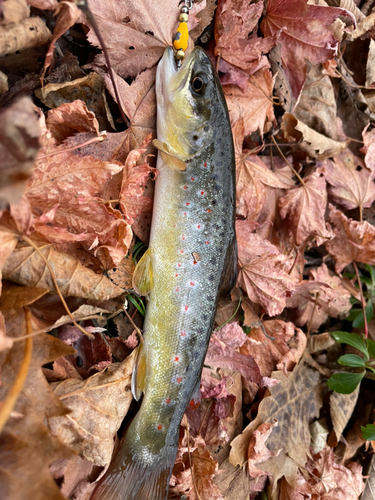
[330,386,360,444]
[2,241,124,300]
[236,220,298,316]
[229,361,323,497]
[48,349,135,466]
[326,204,375,272]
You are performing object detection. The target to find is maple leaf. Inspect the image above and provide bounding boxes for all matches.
[326,204,375,272]
[87,0,215,79]
[260,0,355,97]
[278,167,331,247]
[323,149,375,212]
[0,307,75,500]
[236,220,297,316]
[2,241,124,301]
[119,134,157,225]
[214,0,277,70]
[229,361,323,497]
[0,96,40,210]
[233,120,293,221]
[48,349,135,466]
[224,65,275,137]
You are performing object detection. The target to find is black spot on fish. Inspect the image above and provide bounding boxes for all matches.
[209,274,215,281]
[202,314,208,321]
[210,257,217,265]
[207,295,214,302]
[212,199,217,205]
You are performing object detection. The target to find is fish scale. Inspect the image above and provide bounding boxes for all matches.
[91,46,236,500]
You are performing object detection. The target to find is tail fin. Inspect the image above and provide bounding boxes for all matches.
[90,443,174,500]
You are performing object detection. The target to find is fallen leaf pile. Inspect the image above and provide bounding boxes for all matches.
[2,0,375,498]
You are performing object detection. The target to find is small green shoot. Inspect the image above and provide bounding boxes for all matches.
[127,293,146,317]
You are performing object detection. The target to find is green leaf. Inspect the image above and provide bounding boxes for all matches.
[362,424,375,441]
[327,371,366,394]
[360,276,372,287]
[352,300,373,328]
[337,354,365,367]
[127,294,145,317]
[331,331,369,360]
[347,308,362,322]
[367,339,375,359]
[365,264,375,288]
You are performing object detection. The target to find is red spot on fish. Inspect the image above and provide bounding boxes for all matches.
[205,241,209,245]
[183,186,188,190]
[190,281,195,286]
[200,191,205,196]
[183,212,187,216]
[186,202,190,206]
[175,273,179,277]
[191,177,195,181]
[175,287,180,292]
[175,356,180,362]
[197,224,201,229]
[157,424,163,430]
[182,235,185,240]
[173,224,176,227]
[193,260,198,265]
[180,249,184,254]
[177,377,183,383]
[207,208,212,213]
[181,331,186,336]
[166,398,171,404]
[204,162,207,167]
[184,305,189,311]
[189,399,200,410]
[178,263,182,267]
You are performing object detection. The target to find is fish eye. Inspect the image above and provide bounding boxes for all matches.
[191,75,206,94]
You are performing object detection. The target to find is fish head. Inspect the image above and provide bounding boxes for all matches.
[156,46,222,161]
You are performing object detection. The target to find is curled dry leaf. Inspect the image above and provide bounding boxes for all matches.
[236,220,298,316]
[0,96,40,210]
[261,0,355,97]
[2,241,124,301]
[48,349,136,466]
[247,420,281,479]
[326,204,375,272]
[278,167,331,247]
[229,362,323,497]
[330,385,360,444]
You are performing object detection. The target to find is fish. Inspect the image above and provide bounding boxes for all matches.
[91,45,236,500]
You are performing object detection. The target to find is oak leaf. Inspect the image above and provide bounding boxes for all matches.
[87,0,215,79]
[229,361,323,497]
[223,65,275,137]
[2,241,124,301]
[48,349,136,466]
[278,167,331,247]
[323,149,375,211]
[236,220,297,316]
[261,0,355,97]
[233,120,293,221]
[326,204,375,272]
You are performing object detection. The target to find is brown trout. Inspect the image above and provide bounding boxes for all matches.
[91,45,236,500]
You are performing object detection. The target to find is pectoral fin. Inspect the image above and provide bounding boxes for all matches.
[131,343,147,401]
[153,139,186,171]
[220,236,238,295]
[132,248,154,296]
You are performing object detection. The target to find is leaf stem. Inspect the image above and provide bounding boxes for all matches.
[37,134,105,159]
[271,136,305,186]
[353,262,368,338]
[0,307,33,433]
[20,234,94,339]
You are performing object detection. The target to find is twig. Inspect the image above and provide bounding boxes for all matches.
[307,292,319,337]
[271,136,305,186]
[122,304,144,342]
[353,262,369,338]
[0,307,33,433]
[20,234,94,339]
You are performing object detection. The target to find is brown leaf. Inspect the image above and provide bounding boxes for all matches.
[2,241,124,301]
[46,99,100,144]
[330,386,360,444]
[0,311,13,352]
[107,255,135,290]
[233,120,292,221]
[0,282,48,310]
[278,167,331,247]
[326,204,375,272]
[0,307,75,500]
[247,420,281,479]
[1,0,29,25]
[213,459,249,500]
[48,349,136,467]
[261,0,354,97]
[223,65,275,137]
[323,149,375,211]
[87,0,215,79]
[236,220,297,316]
[229,361,323,496]
[0,97,40,210]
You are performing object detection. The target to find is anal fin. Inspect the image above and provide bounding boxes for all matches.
[132,247,154,296]
[220,236,238,295]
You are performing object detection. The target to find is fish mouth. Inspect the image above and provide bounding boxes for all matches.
[156,47,178,115]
